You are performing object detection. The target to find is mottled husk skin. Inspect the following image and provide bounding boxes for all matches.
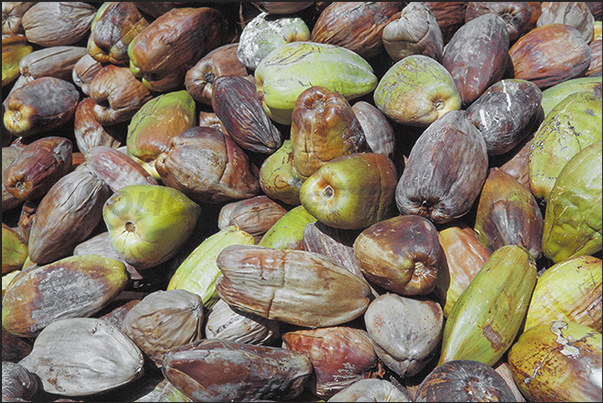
[162,339,312,402]
[422,2,467,43]
[299,153,397,231]
[465,79,542,156]
[87,2,150,65]
[540,77,602,117]
[120,289,204,367]
[217,196,287,244]
[353,214,444,296]
[2,223,28,275]
[438,245,536,365]
[212,75,283,154]
[524,255,602,333]
[237,11,310,70]
[537,1,595,43]
[3,77,80,138]
[2,145,26,213]
[364,293,444,378]
[27,166,112,265]
[303,221,368,287]
[126,90,197,180]
[382,2,444,63]
[438,245,537,367]
[154,126,260,204]
[185,43,250,105]
[128,7,229,92]
[89,64,153,126]
[98,300,141,331]
[395,110,488,224]
[2,34,33,87]
[255,41,378,125]
[311,2,402,60]
[508,320,602,402]
[73,231,142,284]
[474,168,544,260]
[21,2,96,47]
[414,360,516,402]
[282,326,377,399]
[435,222,491,318]
[465,2,533,41]
[2,271,22,299]
[73,98,125,154]
[258,205,317,250]
[18,45,88,84]
[72,53,104,96]
[2,136,72,201]
[216,244,372,328]
[374,55,461,127]
[540,77,601,116]
[2,255,129,338]
[528,91,602,201]
[19,317,144,396]
[204,298,281,346]
[542,141,602,263]
[103,184,201,270]
[509,23,591,89]
[291,86,369,181]
[442,13,510,106]
[167,225,255,309]
[352,101,395,159]
[258,139,303,206]
[85,146,158,192]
